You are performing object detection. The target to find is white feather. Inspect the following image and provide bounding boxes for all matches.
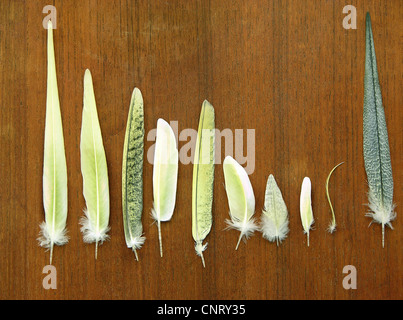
[152,119,178,257]
[223,156,257,250]
[366,189,396,229]
[300,177,314,246]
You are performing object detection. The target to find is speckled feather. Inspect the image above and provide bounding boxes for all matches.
[122,88,145,259]
[363,13,395,247]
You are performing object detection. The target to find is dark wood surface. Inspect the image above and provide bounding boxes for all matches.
[0,0,401,300]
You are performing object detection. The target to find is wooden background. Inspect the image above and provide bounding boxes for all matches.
[0,0,401,300]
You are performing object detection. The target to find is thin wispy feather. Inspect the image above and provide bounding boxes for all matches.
[151,119,178,257]
[260,174,289,245]
[223,156,257,250]
[300,177,314,246]
[192,100,215,267]
[38,21,68,264]
[80,69,110,259]
[325,162,344,234]
[122,88,145,260]
[363,13,395,247]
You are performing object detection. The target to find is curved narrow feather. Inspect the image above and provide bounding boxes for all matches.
[223,156,257,250]
[38,21,68,264]
[363,13,395,247]
[300,177,314,246]
[122,87,145,260]
[151,118,178,258]
[192,100,215,267]
[260,174,289,245]
[325,162,344,234]
[80,69,110,259]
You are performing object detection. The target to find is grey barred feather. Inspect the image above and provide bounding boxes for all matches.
[363,13,395,247]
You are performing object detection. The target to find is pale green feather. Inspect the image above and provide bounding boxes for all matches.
[363,13,395,247]
[223,156,256,250]
[152,118,178,257]
[300,177,313,246]
[192,100,215,267]
[39,21,68,264]
[261,174,289,245]
[80,69,110,259]
[122,87,145,260]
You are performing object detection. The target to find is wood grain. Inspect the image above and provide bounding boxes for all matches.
[0,0,401,300]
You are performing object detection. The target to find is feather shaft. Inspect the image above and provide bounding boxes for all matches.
[325,162,344,233]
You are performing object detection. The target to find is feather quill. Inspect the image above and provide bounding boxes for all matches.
[38,21,68,264]
[260,174,289,245]
[80,69,110,259]
[223,156,257,250]
[363,13,395,247]
[151,119,179,257]
[192,100,215,267]
[300,177,314,246]
[122,88,145,260]
[325,162,344,233]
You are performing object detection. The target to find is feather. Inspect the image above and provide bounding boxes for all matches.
[260,174,289,245]
[38,20,68,264]
[151,119,179,257]
[122,87,145,260]
[363,13,395,247]
[192,100,215,267]
[79,69,110,259]
[325,162,344,233]
[300,177,314,246]
[223,156,257,250]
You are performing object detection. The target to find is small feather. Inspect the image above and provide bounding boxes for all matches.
[325,162,344,234]
[152,118,179,257]
[223,156,257,250]
[300,177,314,246]
[260,174,289,245]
